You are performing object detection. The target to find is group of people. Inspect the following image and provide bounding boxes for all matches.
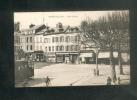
[44,76,121,87]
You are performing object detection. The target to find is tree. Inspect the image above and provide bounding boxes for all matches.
[80,19,106,76]
[98,16,117,83]
[80,11,129,82]
[107,11,129,75]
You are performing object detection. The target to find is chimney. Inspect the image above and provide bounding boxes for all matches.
[14,22,20,32]
[29,24,35,28]
[56,22,63,28]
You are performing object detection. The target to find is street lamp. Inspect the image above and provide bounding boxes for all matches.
[77,34,81,64]
[95,47,100,76]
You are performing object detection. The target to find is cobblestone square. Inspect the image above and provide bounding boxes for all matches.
[16,63,130,87]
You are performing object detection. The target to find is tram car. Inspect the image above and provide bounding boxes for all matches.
[14,49,34,84]
[15,60,34,83]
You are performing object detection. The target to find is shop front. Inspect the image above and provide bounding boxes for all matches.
[55,52,79,64]
[79,52,95,64]
[33,51,45,61]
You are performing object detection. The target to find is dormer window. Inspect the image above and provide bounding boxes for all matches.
[33,30,35,34]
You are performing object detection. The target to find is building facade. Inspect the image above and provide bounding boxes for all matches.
[15,22,129,64]
[17,23,81,64]
[43,31,80,63]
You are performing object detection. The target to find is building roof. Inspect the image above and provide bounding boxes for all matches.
[29,24,45,31]
[20,24,80,36]
[36,28,48,35]
[43,26,80,36]
[20,24,45,32]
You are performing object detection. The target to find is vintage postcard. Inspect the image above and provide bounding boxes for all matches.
[14,11,130,87]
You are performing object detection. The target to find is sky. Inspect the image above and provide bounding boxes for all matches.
[14,10,128,30]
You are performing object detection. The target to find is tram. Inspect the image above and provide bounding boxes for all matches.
[15,49,34,83]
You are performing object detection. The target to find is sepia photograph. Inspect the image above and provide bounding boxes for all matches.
[14,11,130,87]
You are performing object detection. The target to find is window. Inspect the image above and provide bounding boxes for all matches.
[66,45,69,51]
[74,45,76,51]
[52,37,54,43]
[45,47,47,52]
[75,35,80,42]
[52,46,54,51]
[66,36,70,42]
[60,36,64,42]
[75,45,78,51]
[60,46,64,51]
[62,46,64,51]
[56,46,58,51]
[26,37,29,43]
[56,46,59,51]
[30,45,33,50]
[30,37,32,43]
[44,38,49,43]
[71,36,74,43]
[56,37,59,42]
[70,45,74,51]
[59,46,61,51]
[27,45,29,50]
[75,36,78,42]
[49,46,51,51]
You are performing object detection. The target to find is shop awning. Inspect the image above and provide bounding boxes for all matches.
[56,52,79,55]
[98,52,118,58]
[80,53,93,57]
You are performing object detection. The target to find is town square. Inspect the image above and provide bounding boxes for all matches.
[14,11,130,87]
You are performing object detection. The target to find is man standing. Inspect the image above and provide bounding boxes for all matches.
[45,76,51,87]
[107,76,112,85]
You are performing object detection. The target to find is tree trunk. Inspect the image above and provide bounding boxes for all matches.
[118,39,124,75]
[118,50,124,74]
[96,50,99,76]
[110,48,117,83]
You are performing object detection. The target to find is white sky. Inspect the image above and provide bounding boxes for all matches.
[14,10,128,30]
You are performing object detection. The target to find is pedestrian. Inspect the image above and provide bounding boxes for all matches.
[45,76,51,87]
[117,77,120,85]
[107,76,112,85]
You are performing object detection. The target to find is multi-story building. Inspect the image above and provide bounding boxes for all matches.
[43,23,80,64]
[14,22,22,60]
[19,24,47,60]
[17,22,129,64]
[20,24,46,52]
[18,23,81,63]
[14,32,21,60]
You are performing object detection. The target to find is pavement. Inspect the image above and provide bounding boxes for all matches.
[15,64,130,87]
